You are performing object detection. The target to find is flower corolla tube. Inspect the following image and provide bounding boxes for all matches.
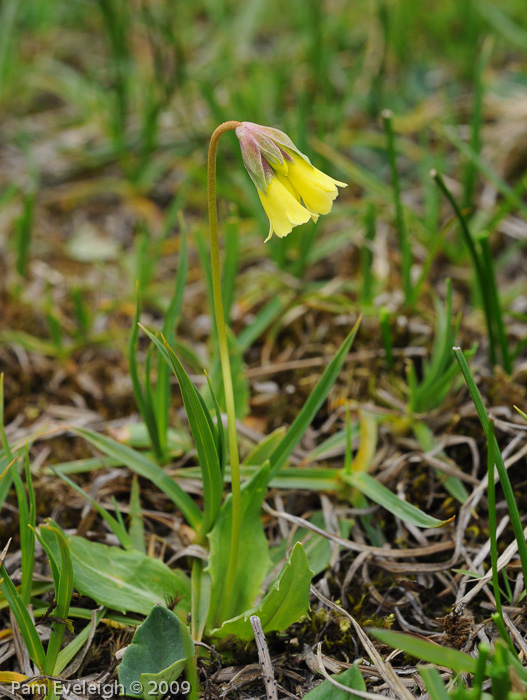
[235,121,347,241]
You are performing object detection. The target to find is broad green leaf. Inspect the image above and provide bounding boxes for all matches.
[118,606,193,700]
[140,327,223,534]
[304,662,366,699]
[0,564,45,671]
[207,464,271,628]
[74,427,202,533]
[212,542,312,640]
[269,319,360,477]
[370,629,478,674]
[40,529,190,618]
[344,472,452,528]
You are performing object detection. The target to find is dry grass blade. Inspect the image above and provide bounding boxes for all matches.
[264,502,455,569]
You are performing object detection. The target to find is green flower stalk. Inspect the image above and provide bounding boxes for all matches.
[207,121,345,620]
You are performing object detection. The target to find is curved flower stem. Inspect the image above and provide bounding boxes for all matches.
[207,121,242,624]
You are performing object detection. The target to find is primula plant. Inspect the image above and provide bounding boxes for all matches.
[0,120,354,699]
[202,120,348,631]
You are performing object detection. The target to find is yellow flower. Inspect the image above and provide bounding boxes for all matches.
[235,122,346,241]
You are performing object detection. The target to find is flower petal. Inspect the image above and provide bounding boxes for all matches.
[285,153,347,216]
[258,177,312,241]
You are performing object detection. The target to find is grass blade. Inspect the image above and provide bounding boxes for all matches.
[42,524,74,675]
[269,318,360,478]
[52,468,132,550]
[156,224,188,448]
[418,667,451,700]
[0,555,46,672]
[140,327,223,535]
[129,284,163,461]
[74,426,202,533]
[344,472,452,529]
[370,629,478,674]
[453,347,527,583]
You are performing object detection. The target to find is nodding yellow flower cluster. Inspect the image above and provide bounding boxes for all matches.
[235,122,346,241]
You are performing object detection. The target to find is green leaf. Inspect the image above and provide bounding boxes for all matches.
[140,326,223,534]
[269,319,360,477]
[304,662,366,699]
[52,468,132,550]
[129,284,163,461]
[190,559,210,643]
[42,524,74,674]
[207,464,271,627]
[128,476,146,553]
[370,629,478,674]
[344,472,452,528]
[156,226,188,450]
[269,511,351,577]
[40,528,190,618]
[117,423,191,455]
[204,371,226,478]
[515,406,527,423]
[118,605,194,700]
[74,427,202,533]
[212,542,312,640]
[237,296,286,352]
[418,667,451,700]
[0,562,46,671]
[454,348,527,584]
[55,607,106,674]
[242,427,286,466]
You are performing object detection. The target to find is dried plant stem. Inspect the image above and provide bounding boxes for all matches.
[207,120,242,624]
[250,616,278,700]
